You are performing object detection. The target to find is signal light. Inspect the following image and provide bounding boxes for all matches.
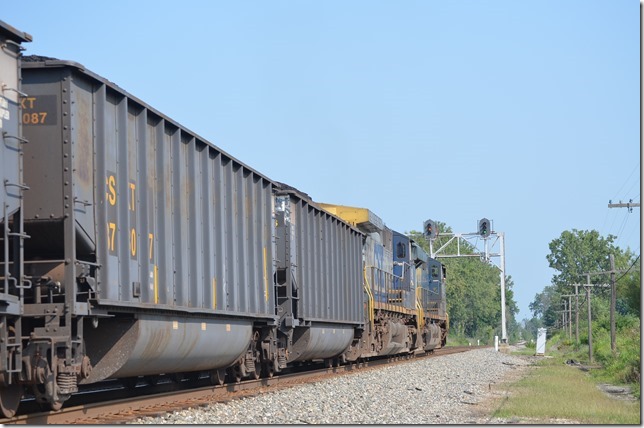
[423,219,438,239]
[478,218,491,238]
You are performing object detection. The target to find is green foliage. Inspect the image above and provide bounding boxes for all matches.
[529,285,560,326]
[592,314,641,392]
[617,259,641,316]
[547,312,641,398]
[445,333,480,346]
[520,317,543,342]
[546,229,632,292]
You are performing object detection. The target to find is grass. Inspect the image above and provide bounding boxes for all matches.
[492,354,641,424]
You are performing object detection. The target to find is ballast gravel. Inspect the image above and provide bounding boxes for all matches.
[130,348,533,424]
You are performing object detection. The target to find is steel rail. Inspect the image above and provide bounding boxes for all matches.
[3,346,484,424]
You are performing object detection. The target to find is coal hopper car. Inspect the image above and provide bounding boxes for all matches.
[273,189,364,368]
[16,57,278,411]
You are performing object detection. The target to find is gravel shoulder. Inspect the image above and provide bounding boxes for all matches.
[130,347,535,424]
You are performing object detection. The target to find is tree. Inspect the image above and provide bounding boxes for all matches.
[546,229,631,294]
[534,229,637,330]
[529,285,560,327]
[520,317,544,342]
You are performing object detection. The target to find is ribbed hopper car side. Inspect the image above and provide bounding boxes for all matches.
[273,189,364,368]
[0,20,32,418]
[19,58,278,411]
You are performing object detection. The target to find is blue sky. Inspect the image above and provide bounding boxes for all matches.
[4,1,639,321]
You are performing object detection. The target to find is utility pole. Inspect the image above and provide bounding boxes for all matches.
[573,285,580,343]
[586,284,593,363]
[571,277,611,363]
[555,310,566,335]
[586,255,625,356]
[562,294,576,340]
[608,199,640,212]
[605,200,637,352]
[563,301,569,338]
[568,296,572,338]
[609,255,616,354]
[499,232,507,344]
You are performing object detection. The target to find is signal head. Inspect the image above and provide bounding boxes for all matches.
[478,218,491,238]
[423,219,438,239]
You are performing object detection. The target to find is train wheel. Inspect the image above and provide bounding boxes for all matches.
[47,400,63,411]
[261,362,274,379]
[209,369,226,386]
[33,380,68,413]
[33,387,65,412]
[250,369,261,380]
[0,382,22,417]
[227,367,241,383]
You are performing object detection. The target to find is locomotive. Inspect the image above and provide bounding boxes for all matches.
[0,20,448,417]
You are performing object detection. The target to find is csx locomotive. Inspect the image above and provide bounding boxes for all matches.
[0,20,447,416]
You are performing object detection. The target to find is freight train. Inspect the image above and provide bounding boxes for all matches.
[0,20,448,417]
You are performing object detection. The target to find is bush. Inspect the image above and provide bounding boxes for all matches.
[592,315,640,397]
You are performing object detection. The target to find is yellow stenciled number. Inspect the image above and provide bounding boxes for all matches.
[129,182,136,211]
[130,228,137,257]
[148,233,154,260]
[22,112,47,124]
[107,222,116,252]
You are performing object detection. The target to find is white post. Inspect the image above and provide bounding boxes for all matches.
[499,232,507,343]
[494,335,499,352]
[536,328,547,356]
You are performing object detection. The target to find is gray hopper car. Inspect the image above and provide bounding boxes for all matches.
[19,58,280,408]
[274,191,364,363]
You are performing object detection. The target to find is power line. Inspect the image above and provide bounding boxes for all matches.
[615,255,640,284]
[623,177,639,199]
[614,213,630,248]
[611,163,639,201]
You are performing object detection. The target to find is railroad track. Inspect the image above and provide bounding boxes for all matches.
[3,346,482,424]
